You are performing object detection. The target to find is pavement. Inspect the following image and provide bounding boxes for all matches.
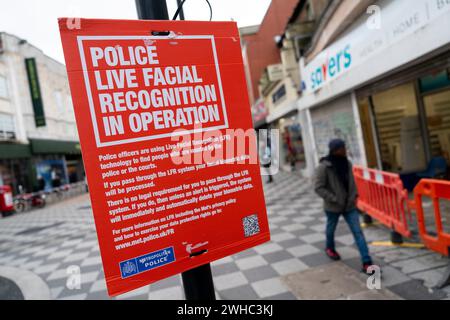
[0,276,24,300]
[0,171,449,300]
[282,262,401,300]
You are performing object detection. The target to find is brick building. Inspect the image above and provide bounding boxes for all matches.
[240,0,299,107]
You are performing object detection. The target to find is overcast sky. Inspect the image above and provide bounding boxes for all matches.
[0,0,271,64]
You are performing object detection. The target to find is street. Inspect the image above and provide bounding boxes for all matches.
[0,172,449,300]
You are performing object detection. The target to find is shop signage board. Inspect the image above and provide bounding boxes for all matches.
[267,64,284,82]
[25,58,46,127]
[301,0,450,93]
[58,18,270,296]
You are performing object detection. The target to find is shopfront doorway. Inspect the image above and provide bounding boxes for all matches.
[359,82,427,173]
[357,66,450,186]
[272,113,306,172]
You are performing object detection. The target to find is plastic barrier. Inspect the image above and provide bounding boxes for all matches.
[414,179,450,257]
[353,166,412,239]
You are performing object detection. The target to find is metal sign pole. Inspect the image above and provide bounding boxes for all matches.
[176,0,186,20]
[181,263,216,300]
[134,0,216,300]
[135,0,169,20]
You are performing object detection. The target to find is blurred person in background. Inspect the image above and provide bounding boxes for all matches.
[314,139,373,273]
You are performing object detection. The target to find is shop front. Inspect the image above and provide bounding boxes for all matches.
[0,142,32,194]
[297,0,450,178]
[260,65,306,172]
[274,112,306,172]
[356,54,450,189]
[0,139,84,194]
[265,78,306,172]
[309,94,365,166]
[29,138,84,191]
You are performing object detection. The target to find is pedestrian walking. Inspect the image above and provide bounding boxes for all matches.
[314,139,373,273]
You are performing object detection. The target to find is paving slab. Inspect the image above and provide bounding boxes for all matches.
[1,172,448,300]
[0,276,24,300]
[281,262,401,300]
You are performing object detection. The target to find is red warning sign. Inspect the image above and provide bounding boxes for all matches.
[59,18,270,296]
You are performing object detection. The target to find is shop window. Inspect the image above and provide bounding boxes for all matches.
[36,160,68,191]
[423,89,450,167]
[371,83,426,173]
[419,70,450,94]
[0,113,15,140]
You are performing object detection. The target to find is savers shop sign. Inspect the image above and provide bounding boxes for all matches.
[58,18,270,296]
[303,44,352,92]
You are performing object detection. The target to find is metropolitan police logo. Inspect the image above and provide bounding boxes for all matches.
[121,260,137,277]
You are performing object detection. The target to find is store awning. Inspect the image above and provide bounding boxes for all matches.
[0,142,32,159]
[29,139,81,155]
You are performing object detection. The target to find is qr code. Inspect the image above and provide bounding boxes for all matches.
[243,214,260,237]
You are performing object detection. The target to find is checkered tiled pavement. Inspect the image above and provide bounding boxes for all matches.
[0,172,449,300]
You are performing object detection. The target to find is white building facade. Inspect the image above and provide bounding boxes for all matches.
[0,32,83,193]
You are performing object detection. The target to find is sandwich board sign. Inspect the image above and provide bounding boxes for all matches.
[58,18,270,296]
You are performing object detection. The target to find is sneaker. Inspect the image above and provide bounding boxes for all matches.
[362,262,375,274]
[325,248,341,261]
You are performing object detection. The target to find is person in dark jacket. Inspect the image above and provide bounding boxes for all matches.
[314,139,373,273]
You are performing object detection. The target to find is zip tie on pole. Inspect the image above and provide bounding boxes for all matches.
[172,0,213,21]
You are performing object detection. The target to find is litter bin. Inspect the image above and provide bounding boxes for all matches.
[0,185,15,217]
